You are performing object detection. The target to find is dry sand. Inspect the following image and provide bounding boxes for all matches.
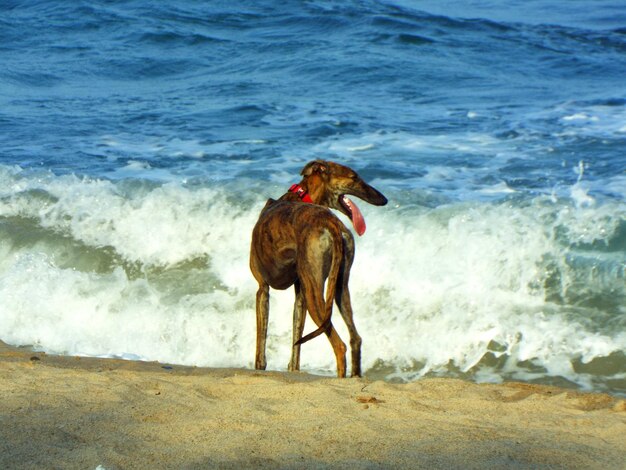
[1,340,625,470]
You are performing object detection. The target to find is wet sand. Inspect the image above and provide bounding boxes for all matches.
[1,340,625,469]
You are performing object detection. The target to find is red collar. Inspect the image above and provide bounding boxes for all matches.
[289,184,313,203]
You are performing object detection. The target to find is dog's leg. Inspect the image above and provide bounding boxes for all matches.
[325,323,347,378]
[255,282,270,370]
[335,235,361,377]
[335,282,361,377]
[299,275,347,378]
[288,281,305,372]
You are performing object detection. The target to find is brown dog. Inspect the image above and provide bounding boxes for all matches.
[249,160,387,377]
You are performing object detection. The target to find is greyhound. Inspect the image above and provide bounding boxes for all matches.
[249,160,387,377]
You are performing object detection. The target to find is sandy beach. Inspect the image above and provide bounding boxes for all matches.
[1,340,624,470]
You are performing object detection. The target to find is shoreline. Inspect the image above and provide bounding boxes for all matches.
[2,340,625,469]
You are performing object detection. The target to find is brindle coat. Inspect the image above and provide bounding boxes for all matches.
[249,160,387,377]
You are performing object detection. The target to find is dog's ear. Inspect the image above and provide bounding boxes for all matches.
[301,160,328,176]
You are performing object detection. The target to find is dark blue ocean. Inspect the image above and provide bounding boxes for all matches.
[1,0,625,394]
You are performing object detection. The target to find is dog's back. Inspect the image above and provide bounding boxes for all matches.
[251,199,349,291]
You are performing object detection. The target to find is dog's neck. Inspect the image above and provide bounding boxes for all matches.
[287,184,313,203]
[281,174,328,205]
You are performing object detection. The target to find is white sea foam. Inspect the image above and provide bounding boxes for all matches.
[0,167,624,391]
[556,103,626,138]
[310,130,501,159]
[562,113,598,122]
[476,182,515,195]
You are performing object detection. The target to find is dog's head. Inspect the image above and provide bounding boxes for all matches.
[301,160,387,235]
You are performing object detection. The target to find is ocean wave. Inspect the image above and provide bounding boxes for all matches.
[1,166,624,394]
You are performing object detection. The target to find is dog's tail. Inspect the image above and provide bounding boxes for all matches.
[295,225,343,346]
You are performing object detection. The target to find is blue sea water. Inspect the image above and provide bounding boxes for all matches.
[1,0,625,394]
